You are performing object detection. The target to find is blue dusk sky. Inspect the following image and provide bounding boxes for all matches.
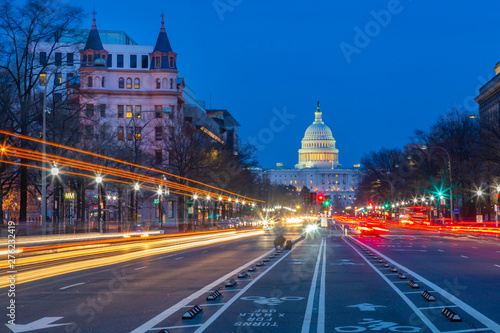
[70,0,499,169]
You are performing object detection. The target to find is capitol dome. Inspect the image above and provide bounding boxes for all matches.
[295,102,339,169]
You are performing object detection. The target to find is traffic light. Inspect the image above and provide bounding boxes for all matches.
[323,195,331,206]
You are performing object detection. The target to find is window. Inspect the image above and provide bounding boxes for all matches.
[87,76,93,87]
[135,126,141,140]
[40,52,47,66]
[118,77,124,88]
[117,54,124,68]
[87,54,93,64]
[155,105,163,118]
[101,77,105,88]
[142,55,148,68]
[117,105,124,118]
[100,104,106,118]
[169,57,173,67]
[117,126,124,140]
[169,79,173,89]
[53,73,62,86]
[39,73,46,86]
[86,104,94,117]
[155,127,162,140]
[126,78,132,89]
[130,55,137,68]
[55,52,62,66]
[127,126,133,140]
[155,150,162,163]
[134,78,140,89]
[126,105,133,118]
[156,78,161,89]
[135,105,141,118]
[155,56,160,68]
[108,54,112,67]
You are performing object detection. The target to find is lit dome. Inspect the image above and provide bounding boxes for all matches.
[295,102,339,169]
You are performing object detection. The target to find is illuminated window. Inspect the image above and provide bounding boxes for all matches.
[117,105,124,118]
[134,78,140,89]
[117,126,124,140]
[126,105,133,118]
[39,73,46,86]
[127,126,133,140]
[126,78,132,89]
[118,77,124,89]
[135,105,141,118]
[135,126,141,140]
[156,78,161,89]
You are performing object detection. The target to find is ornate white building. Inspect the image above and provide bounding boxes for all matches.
[264,102,360,208]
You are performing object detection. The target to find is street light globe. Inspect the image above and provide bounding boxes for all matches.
[157,188,163,195]
[112,196,117,200]
[235,199,239,204]
[193,194,198,200]
[477,190,483,196]
[134,183,140,191]
[228,198,232,202]
[206,195,211,200]
[51,166,59,176]
[242,200,245,205]
[96,176,102,184]
[252,203,256,207]
[497,186,500,192]
[219,196,222,201]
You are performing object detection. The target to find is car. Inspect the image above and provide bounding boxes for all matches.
[354,222,390,236]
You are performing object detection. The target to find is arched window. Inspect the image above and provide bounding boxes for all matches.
[134,78,140,89]
[156,78,161,89]
[169,78,173,89]
[118,77,124,89]
[94,76,100,87]
[87,76,93,88]
[126,78,132,89]
[102,77,105,88]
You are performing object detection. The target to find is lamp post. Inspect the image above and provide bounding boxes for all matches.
[41,59,106,235]
[157,187,163,229]
[422,145,454,222]
[95,176,103,234]
[133,183,140,225]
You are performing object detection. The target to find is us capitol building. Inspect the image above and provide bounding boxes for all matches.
[263,102,360,208]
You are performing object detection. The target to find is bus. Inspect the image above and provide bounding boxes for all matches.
[398,206,431,225]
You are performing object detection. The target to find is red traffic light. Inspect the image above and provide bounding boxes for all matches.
[319,195,323,200]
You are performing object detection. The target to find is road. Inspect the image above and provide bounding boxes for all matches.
[2,225,500,333]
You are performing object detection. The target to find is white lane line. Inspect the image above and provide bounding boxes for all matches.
[440,328,491,333]
[353,238,500,333]
[202,250,208,253]
[494,265,500,268]
[130,245,278,333]
[460,255,469,259]
[393,281,420,284]
[318,237,326,333]
[184,303,226,307]
[60,282,85,290]
[302,238,324,333]
[438,250,444,252]
[343,238,440,333]
[135,266,147,271]
[404,290,435,294]
[174,257,184,260]
[220,289,243,292]
[194,240,305,333]
[154,325,202,330]
[419,305,458,310]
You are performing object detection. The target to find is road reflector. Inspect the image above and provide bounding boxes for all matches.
[372,256,378,259]
[421,291,436,302]
[407,280,420,288]
[206,290,222,301]
[182,305,203,319]
[389,267,398,272]
[377,259,384,263]
[269,255,275,259]
[441,307,461,322]
[238,271,249,279]
[256,261,265,267]
[263,258,270,262]
[396,272,407,279]
[225,279,237,287]
[383,263,390,267]
[248,266,256,272]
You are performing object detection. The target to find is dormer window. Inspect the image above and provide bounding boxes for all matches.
[88,54,93,64]
[169,57,173,67]
[155,56,160,68]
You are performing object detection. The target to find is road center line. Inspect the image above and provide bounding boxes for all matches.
[343,238,440,333]
[134,266,147,271]
[174,257,184,260]
[301,238,324,333]
[352,237,500,332]
[59,282,85,290]
[460,255,469,258]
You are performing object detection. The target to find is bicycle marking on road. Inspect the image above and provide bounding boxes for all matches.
[334,318,422,332]
[351,237,500,333]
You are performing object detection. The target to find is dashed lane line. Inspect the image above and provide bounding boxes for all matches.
[494,264,500,268]
[134,266,147,271]
[60,282,85,290]
[184,303,226,307]
[460,255,469,259]
[154,325,201,330]
[440,328,492,333]
[352,237,500,333]
[419,305,458,310]
[174,257,184,260]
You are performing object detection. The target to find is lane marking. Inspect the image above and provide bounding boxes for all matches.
[202,250,208,253]
[302,238,325,333]
[154,325,202,330]
[404,290,435,294]
[184,303,226,307]
[130,244,281,333]
[494,265,500,268]
[135,266,147,271]
[318,237,326,333]
[419,305,458,310]
[460,255,469,259]
[343,238,440,333]
[440,328,491,333]
[352,238,500,333]
[194,240,305,333]
[174,257,184,260]
[60,282,85,290]
[438,250,444,252]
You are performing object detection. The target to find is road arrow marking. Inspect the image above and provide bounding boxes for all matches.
[6,317,71,332]
[348,303,386,311]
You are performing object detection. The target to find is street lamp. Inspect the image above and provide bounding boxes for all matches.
[95,175,103,234]
[421,145,454,221]
[157,187,163,229]
[133,183,140,226]
[41,59,106,235]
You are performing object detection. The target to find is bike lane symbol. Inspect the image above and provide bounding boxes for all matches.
[334,318,422,332]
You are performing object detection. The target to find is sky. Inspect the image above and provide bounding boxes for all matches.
[69,0,500,169]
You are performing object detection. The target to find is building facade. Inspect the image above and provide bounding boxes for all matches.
[264,102,360,208]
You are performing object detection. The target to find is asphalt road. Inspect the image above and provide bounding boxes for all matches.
[2,225,499,333]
